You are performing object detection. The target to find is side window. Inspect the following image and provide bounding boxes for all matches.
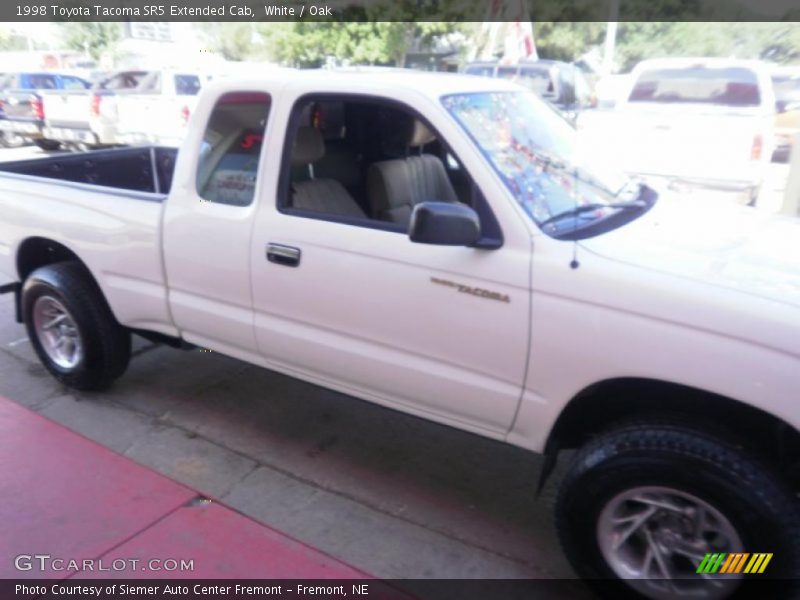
[519,66,557,99]
[196,91,271,207]
[497,66,519,81]
[465,65,495,77]
[102,71,147,90]
[62,76,88,90]
[278,95,502,244]
[27,74,57,90]
[137,72,162,94]
[175,75,201,96]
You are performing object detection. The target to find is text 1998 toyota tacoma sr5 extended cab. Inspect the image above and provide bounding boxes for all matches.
[0,70,798,598]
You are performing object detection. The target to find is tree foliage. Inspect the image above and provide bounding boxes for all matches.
[196,23,267,62]
[197,0,467,68]
[60,23,120,60]
[534,22,800,72]
[242,21,465,68]
[0,30,29,52]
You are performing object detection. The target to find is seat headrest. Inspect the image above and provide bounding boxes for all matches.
[408,119,436,148]
[291,126,325,166]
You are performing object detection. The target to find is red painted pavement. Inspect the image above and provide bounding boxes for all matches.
[0,397,369,580]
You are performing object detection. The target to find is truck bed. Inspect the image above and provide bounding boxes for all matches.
[0,146,177,196]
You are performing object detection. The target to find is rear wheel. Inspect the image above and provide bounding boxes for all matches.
[556,422,800,599]
[23,262,131,391]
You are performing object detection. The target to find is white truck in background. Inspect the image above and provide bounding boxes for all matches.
[40,69,205,150]
[577,58,776,205]
[113,69,206,147]
[40,70,149,150]
[0,70,798,598]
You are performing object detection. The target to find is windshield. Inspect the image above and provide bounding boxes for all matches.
[628,66,761,107]
[442,91,648,239]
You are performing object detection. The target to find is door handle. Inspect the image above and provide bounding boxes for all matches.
[266,243,301,267]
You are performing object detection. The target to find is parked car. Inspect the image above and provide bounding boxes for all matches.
[771,66,800,162]
[0,72,27,148]
[40,69,150,150]
[112,69,207,147]
[0,70,798,598]
[577,58,776,205]
[464,59,596,121]
[0,71,90,150]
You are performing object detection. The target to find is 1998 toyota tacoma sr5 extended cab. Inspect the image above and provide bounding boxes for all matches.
[0,70,798,598]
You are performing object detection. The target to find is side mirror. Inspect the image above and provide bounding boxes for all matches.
[408,201,481,246]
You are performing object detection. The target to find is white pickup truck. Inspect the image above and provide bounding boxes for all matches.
[113,69,206,146]
[40,69,150,150]
[577,58,776,205]
[0,70,798,598]
[40,69,205,150]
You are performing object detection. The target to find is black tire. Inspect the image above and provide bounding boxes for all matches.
[23,262,131,391]
[556,422,800,599]
[33,139,61,151]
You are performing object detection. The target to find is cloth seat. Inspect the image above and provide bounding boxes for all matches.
[290,126,366,219]
[366,120,458,226]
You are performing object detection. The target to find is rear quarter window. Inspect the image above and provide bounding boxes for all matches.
[196,91,271,207]
[62,76,89,90]
[25,74,57,90]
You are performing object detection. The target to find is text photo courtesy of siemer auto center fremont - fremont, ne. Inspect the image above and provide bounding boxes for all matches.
[1,0,800,599]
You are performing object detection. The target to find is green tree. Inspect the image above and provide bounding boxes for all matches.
[260,21,465,68]
[533,22,605,62]
[60,23,120,60]
[614,23,800,71]
[0,29,29,51]
[196,23,269,61]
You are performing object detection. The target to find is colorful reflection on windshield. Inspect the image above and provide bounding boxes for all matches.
[442,91,632,233]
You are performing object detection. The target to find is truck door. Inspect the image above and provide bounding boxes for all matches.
[250,94,531,434]
[162,91,272,356]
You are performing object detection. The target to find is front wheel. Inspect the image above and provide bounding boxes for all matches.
[23,262,131,391]
[556,422,800,599]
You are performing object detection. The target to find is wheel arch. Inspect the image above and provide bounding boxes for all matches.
[546,377,800,480]
[18,237,82,280]
[16,237,108,321]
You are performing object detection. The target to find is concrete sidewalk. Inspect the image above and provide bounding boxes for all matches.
[0,397,369,580]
